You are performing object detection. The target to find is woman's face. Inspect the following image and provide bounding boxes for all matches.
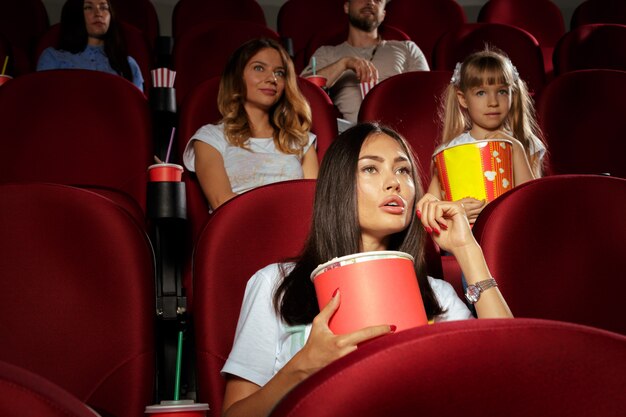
[242,47,286,112]
[356,133,416,251]
[83,0,110,44]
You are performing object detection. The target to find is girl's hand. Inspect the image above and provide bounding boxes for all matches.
[292,289,394,378]
[416,193,478,255]
[457,197,486,224]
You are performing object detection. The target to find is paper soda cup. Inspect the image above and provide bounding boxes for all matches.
[305,75,327,89]
[145,400,209,417]
[0,74,13,87]
[434,139,513,202]
[311,251,427,335]
[147,163,183,182]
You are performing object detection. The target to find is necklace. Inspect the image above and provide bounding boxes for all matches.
[369,36,382,61]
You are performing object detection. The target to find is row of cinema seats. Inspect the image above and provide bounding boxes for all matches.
[1,175,625,417]
[2,0,626,99]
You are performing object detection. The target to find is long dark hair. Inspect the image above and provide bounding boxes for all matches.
[274,123,444,325]
[58,0,133,82]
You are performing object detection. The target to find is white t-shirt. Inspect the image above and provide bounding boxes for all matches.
[183,123,316,196]
[221,263,473,387]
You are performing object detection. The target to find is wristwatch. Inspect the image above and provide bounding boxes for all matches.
[465,278,498,304]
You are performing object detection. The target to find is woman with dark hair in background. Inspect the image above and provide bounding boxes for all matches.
[220,122,513,417]
[37,0,143,91]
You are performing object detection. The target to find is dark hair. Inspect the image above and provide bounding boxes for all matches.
[274,122,444,325]
[58,0,133,82]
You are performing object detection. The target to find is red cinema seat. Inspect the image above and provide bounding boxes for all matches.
[0,69,153,221]
[571,0,626,28]
[0,183,156,417]
[193,179,316,417]
[269,318,626,417]
[110,0,160,48]
[473,175,626,335]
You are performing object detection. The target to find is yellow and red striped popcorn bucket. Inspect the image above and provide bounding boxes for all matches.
[434,139,513,202]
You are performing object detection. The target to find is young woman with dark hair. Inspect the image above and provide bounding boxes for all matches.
[220,122,513,417]
[36,0,143,91]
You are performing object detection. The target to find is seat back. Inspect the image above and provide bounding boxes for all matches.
[277,0,348,70]
[0,360,98,417]
[477,0,565,75]
[0,69,153,217]
[553,24,626,75]
[383,0,467,66]
[34,21,154,95]
[269,318,626,417]
[571,0,626,28]
[172,0,266,40]
[172,21,279,105]
[0,0,49,75]
[0,183,155,417]
[537,69,626,178]
[433,22,546,96]
[358,70,451,186]
[110,0,160,48]
[472,175,626,335]
[193,179,316,417]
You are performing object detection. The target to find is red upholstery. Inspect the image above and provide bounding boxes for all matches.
[571,0,626,28]
[553,24,626,75]
[0,360,97,417]
[0,69,153,220]
[172,21,279,104]
[472,175,626,335]
[478,0,565,76]
[536,69,626,178]
[0,0,49,75]
[193,179,316,417]
[277,0,348,70]
[110,0,160,48]
[433,23,547,96]
[358,70,451,186]
[269,318,626,417]
[172,0,266,40]
[303,23,411,73]
[34,21,154,95]
[383,0,467,67]
[0,183,155,417]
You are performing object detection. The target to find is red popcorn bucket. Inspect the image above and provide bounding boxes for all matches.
[311,251,427,335]
[434,139,513,202]
[147,163,183,182]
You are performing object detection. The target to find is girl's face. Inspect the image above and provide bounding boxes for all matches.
[83,0,110,44]
[242,47,286,113]
[457,80,513,138]
[356,133,416,251]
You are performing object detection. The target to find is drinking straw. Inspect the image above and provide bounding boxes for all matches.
[311,57,316,76]
[174,330,183,401]
[165,127,176,164]
[1,56,8,76]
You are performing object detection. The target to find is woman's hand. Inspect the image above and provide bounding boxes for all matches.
[290,289,394,379]
[416,193,478,255]
[457,197,486,224]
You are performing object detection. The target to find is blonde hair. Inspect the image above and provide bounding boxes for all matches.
[217,38,312,155]
[439,47,546,177]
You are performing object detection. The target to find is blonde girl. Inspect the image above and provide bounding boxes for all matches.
[183,38,319,210]
[427,48,546,222]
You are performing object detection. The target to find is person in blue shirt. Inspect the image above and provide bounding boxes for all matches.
[37,0,143,92]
